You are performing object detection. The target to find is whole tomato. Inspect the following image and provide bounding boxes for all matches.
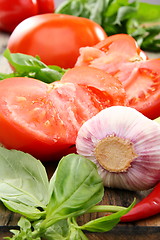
[0,0,55,32]
[7,14,107,68]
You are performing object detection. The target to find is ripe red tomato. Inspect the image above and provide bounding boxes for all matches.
[37,0,54,13]
[75,34,160,119]
[7,14,107,68]
[0,77,116,161]
[61,66,126,106]
[0,0,55,33]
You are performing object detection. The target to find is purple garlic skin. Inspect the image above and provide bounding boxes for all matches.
[76,106,160,191]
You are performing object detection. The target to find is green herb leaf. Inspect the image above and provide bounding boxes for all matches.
[1,49,65,82]
[42,219,69,240]
[42,154,104,228]
[67,217,89,240]
[4,217,40,240]
[0,147,49,219]
[56,0,160,52]
[80,199,136,232]
[4,49,47,71]
[0,72,16,80]
[56,0,106,26]
[134,2,160,23]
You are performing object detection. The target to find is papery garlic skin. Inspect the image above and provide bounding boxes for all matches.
[76,106,160,191]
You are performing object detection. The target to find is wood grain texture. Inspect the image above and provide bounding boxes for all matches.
[0,31,160,239]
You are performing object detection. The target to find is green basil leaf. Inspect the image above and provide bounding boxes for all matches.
[2,200,45,220]
[34,68,63,83]
[67,217,89,240]
[2,49,65,82]
[0,147,49,213]
[68,227,88,240]
[56,0,105,25]
[6,217,41,240]
[3,49,47,71]
[42,219,69,240]
[80,200,135,232]
[55,0,84,16]
[104,0,133,18]
[0,72,16,80]
[134,2,160,22]
[56,0,160,52]
[43,154,104,227]
[114,5,137,25]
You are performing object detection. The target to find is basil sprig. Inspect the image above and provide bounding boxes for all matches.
[56,0,160,52]
[0,148,134,239]
[0,49,67,82]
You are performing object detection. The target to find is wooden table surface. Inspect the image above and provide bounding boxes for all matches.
[0,31,160,240]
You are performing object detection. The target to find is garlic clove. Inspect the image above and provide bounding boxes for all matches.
[76,106,160,191]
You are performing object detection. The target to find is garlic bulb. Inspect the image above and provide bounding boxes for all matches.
[76,106,160,191]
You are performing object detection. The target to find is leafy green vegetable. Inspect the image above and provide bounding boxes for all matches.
[41,219,69,240]
[80,200,135,232]
[42,154,104,228]
[4,217,41,240]
[0,147,49,220]
[0,49,67,82]
[56,0,160,52]
[0,148,134,239]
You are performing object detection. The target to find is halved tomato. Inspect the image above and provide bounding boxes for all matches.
[75,34,160,119]
[0,77,118,161]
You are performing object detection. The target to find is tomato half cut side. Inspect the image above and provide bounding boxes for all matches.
[0,77,111,161]
[124,60,160,119]
[61,66,126,106]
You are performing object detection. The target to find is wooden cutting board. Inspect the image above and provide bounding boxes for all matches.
[0,31,160,240]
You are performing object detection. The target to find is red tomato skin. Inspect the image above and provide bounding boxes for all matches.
[0,0,38,32]
[0,0,55,33]
[7,14,107,68]
[37,0,55,13]
[0,77,111,161]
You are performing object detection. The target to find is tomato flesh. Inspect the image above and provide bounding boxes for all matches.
[75,34,160,119]
[75,34,147,83]
[61,66,126,106]
[0,77,115,161]
[124,65,160,119]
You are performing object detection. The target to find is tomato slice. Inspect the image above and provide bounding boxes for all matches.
[75,34,147,83]
[124,59,160,119]
[61,66,126,106]
[75,34,160,119]
[0,77,114,161]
